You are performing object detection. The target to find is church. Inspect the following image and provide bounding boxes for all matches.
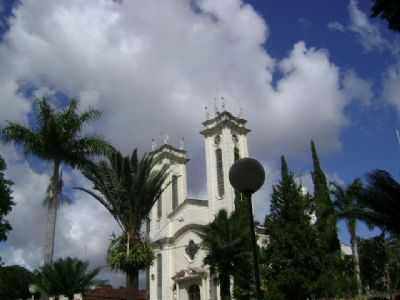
[147,107,251,300]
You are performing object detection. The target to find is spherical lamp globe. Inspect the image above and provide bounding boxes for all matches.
[229,157,265,193]
[29,284,38,294]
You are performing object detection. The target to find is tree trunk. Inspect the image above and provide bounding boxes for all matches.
[350,220,362,295]
[220,274,231,300]
[44,160,60,265]
[126,269,139,300]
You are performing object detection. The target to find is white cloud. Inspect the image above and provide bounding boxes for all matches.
[328,22,345,32]
[342,69,373,105]
[0,0,360,285]
[0,142,125,285]
[383,64,400,112]
[348,0,388,52]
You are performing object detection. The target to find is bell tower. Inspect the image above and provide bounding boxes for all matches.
[201,106,250,216]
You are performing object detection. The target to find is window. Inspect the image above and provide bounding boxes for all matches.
[157,196,162,219]
[216,149,224,197]
[188,285,200,300]
[157,253,162,300]
[145,218,150,238]
[234,147,240,161]
[172,175,178,211]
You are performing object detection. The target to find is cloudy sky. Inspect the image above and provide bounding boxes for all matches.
[0,0,399,286]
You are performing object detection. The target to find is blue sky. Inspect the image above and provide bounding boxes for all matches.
[247,0,400,183]
[0,0,399,283]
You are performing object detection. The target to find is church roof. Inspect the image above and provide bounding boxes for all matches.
[202,110,247,126]
[200,110,250,136]
[150,143,189,164]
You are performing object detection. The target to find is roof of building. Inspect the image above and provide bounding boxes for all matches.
[202,110,247,126]
[83,286,147,300]
[150,143,189,164]
[200,111,251,136]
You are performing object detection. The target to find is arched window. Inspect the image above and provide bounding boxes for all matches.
[157,254,162,300]
[157,196,162,219]
[188,285,200,300]
[216,148,224,197]
[172,175,178,211]
[234,147,240,161]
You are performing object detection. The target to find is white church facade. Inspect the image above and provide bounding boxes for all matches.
[147,108,250,300]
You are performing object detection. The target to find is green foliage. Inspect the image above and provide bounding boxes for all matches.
[331,179,364,294]
[34,257,104,299]
[78,149,169,236]
[0,265,35,300]
[263,156,322,300]
[371,0,400,32]
[1,98,113,169]
[107,234,154,272]
[359,236,400,294]
[357,170,400,236]
[0,154,14,244]
[77,149,169,290]
[311,141,340,252]
[199,208,252,300]
[263,155,355,299]
[1,97,112,263]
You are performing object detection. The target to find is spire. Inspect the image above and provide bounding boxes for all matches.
[205,105,210,120]
[214,97,219,116]
[151,138,157,151]
[163,134,169,144]
[221,96,226,111]
[179,137,185,150]
[238,107,243,118]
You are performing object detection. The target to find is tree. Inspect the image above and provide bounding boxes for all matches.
[263,156,321,300]
[359,235,400,297]
[331,179,364,295]
[1,98,112,264]
[76,149,169,299]
[34,257,103,299]
[310,142,350,298]
[356,170,400,236]
[311,141,340,252]
[0,153,14,258]
[198,209,251,300]
[371,0,400,32]
[0,265,35,300]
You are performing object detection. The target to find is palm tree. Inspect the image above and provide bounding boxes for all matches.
[356,170,400,236]
[198,209,251,300]
[76,149,169,298]
[1,98,113,264]
[34,257,103,299]
[331,179,363,295]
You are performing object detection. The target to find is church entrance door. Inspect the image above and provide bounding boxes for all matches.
[188,284,200,300]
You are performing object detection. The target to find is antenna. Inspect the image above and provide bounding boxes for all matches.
[214,97,219,116]
[396,129,400,146]
[205,106,209,120]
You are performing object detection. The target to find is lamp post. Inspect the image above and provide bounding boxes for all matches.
[29,284,38,300]
[229,158,265,300]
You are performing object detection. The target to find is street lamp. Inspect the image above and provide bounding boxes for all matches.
[29,284,38,300]
[229,157,265,300]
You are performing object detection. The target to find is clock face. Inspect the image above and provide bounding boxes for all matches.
[232,134,239,144]
[214,135,221,145]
